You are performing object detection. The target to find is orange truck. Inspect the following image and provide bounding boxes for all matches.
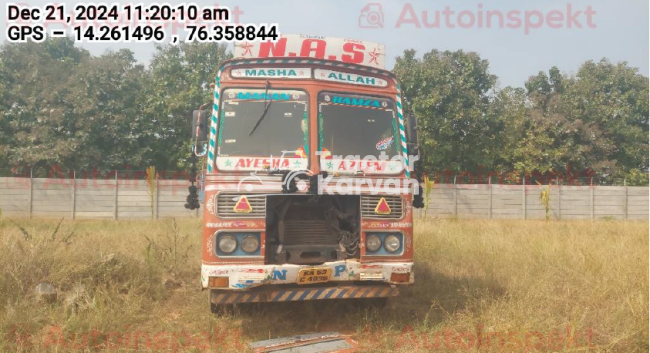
[188,35,423,311]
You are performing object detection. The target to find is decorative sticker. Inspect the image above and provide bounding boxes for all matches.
[320,148,332,159]
[231,91,293,101]
[231,67,312,79]
[330,95,382,108]
[233,196,253,213]
[314,69,388,87]
[391,117,399,152]
[375,197,392,215]
[302,111,309,156]
[206,194,216,216]
[217,157,308,171]
[318,112,324,151]
[295,147,307,158]
[217,110,225,147]
[233,35,387,69]
[206,221,259,228]
[376,136,394,150]
[206,238,213,256]
[319,158,403,174]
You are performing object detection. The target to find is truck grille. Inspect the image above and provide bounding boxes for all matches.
[216,193,266,218]
[361,195,403,219]
[283,220,337,245]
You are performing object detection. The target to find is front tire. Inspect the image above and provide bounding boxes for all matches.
[210,302,219,314]
[210,302,235,315]
[357,297,388,310]
[368,297,389,308]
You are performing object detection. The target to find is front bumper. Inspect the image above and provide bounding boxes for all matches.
[201,260,414,289]
[211,284,398,304]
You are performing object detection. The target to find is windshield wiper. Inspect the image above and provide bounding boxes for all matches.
[248,81,272,136]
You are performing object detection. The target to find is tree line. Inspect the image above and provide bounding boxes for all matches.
[0,38,647,185]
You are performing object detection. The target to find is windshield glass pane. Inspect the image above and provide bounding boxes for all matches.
[318,92,399,159]
[217,89,308,159]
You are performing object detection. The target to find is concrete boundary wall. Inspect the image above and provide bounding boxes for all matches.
[1,177,647,220]
[0,177,198,219]
[421,184,648,220]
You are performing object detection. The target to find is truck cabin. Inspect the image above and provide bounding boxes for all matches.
[192,57,419,267]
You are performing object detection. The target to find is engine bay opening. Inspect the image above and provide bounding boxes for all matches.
[266,195,360,265]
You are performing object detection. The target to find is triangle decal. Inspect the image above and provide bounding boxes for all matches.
[233,196,253,213]
[375,197,391,215]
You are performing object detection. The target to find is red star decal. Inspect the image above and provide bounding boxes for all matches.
[368,47,383,66]
[237,42,254,57]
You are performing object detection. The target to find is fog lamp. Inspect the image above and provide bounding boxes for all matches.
[384,234,401,253]
[241,235,260,253]
[366,234,382,252]
[218,235,238,254]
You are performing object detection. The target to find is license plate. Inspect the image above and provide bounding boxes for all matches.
[297,268,331,285]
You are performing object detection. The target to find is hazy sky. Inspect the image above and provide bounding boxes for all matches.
[2,0,648,87]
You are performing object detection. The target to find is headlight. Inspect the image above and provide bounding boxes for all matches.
[218,235,238,254]
[384,235,401,253]
[366,234,382,252]
[241,235,260,253]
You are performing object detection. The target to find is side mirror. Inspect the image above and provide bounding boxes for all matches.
[406,114,419,156]
[406,114,425,208]
[192,110,210,141]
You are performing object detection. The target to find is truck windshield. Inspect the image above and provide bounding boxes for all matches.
[217,89,309,158]
[318,92,399,159]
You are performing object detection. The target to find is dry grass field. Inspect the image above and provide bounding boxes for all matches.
[0,218,647,352]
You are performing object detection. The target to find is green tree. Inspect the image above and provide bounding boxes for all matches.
[0,39,232,174]
[393,49,499,175]
[562,59,649,182]
[62,49,148,172]
[0,38,90,174]
[487,86,529,173]
[511,68,613,175]
[0,60,10,170]
[140,42,232,171]
[0,39,149,174]
[2,40,646,186]
[522,61,648,183]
